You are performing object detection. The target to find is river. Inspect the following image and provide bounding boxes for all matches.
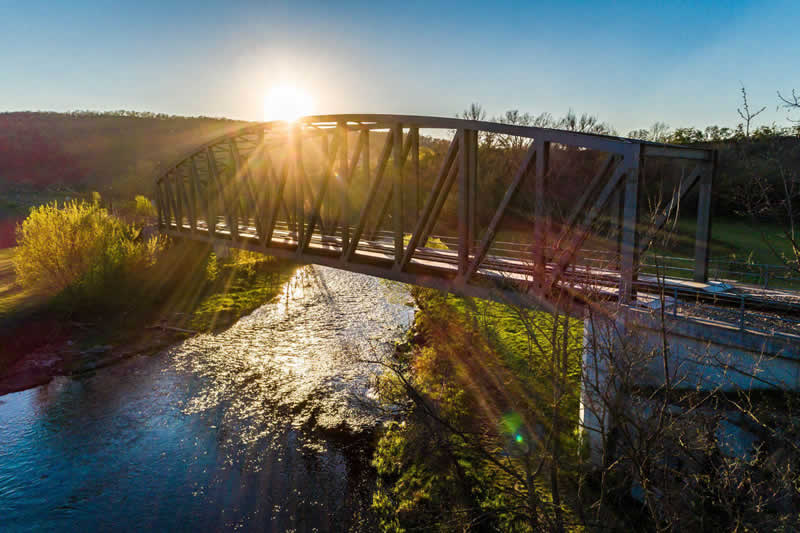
[0,266,414,532]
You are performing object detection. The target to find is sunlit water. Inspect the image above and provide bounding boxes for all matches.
[0,266,414,532]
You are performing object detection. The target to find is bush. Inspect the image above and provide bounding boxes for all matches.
[133,195,156,221]
[14,200,164,309]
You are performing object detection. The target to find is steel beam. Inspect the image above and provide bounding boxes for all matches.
[458,129,478,275]
[619,144,642,303]
[693,152,716,282]
[534,138,550,283]
[392,124,405,264]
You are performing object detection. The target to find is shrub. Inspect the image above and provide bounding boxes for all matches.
[133,194,156,220]
[205,252,219,282]
[14,200,165,309]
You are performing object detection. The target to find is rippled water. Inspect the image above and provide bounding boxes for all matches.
[0,266,414,532]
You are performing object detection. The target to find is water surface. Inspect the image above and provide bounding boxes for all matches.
[0,266,413,532]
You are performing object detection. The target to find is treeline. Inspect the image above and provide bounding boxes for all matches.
[0,110,236,121]
[0,111,248,198]
[457,98,800,225]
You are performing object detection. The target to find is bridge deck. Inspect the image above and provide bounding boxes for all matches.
[164,217,800,319]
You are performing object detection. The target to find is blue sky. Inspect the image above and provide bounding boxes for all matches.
[1,0,798,133]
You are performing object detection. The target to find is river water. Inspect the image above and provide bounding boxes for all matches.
[0,266,414,532]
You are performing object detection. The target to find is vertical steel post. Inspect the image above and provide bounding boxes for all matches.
[292,123,304,248]
[467,129,478,255]
[458,129,477,275]
[392,124,404,264]
[162,177,173,229]
[693,151,715,282]
[255,128,267,239]
[607,183,623,271]
[620,144,642,304]
[339,121,350,252]
[174,172,183,231]
[739,295,746,330]
[321,132,330,233]
[188,159,200,232]
[534,138,550,283]
[411,127,420,224]
[206,156,216,239]
[673,286,678,317]
[155,183,164,228]
[362,130,370,242]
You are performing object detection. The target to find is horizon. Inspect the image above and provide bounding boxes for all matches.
[1,1,798,134]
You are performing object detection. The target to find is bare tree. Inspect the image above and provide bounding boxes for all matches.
[778,88,800,123]
[737,85,766,137]
[460,102,486,122]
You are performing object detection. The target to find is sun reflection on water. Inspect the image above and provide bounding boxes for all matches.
[170,265,414,456]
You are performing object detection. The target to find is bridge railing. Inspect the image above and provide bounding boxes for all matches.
[154,114,716,310]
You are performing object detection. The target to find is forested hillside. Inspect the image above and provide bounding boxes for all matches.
[0,111,249,246]
[0,111,248,195]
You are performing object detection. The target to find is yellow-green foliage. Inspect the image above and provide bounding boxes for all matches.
[205,252,219,282]
[13,200,164,307]
[402,234,448,250]
[91,191,102,205]
[134,195,156,219]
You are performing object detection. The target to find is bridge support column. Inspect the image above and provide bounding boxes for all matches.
[581,305,799,467]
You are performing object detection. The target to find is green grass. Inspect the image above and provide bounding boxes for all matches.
[691,218,794,264]
[190,260,296,331]
[492,215,793,262]
[437,292,583,419]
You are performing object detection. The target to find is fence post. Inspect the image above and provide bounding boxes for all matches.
[739,295,746,331]
[673,287,678,317]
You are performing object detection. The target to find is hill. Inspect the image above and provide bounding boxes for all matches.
[0,111,250,245]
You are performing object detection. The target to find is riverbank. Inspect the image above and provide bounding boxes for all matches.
[0,241,297,395]
[371,285,583,530]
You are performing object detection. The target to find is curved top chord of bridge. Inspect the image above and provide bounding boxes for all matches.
[155,114,722,315]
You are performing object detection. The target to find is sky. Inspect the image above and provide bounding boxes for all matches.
[1,0,798,134]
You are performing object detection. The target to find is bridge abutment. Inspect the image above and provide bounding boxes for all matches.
[580,306,799,465]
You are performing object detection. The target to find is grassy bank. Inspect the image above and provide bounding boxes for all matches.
[372,285,583,530]
[0,241,296,389]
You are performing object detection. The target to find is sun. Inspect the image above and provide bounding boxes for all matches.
[264,84,313,122]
